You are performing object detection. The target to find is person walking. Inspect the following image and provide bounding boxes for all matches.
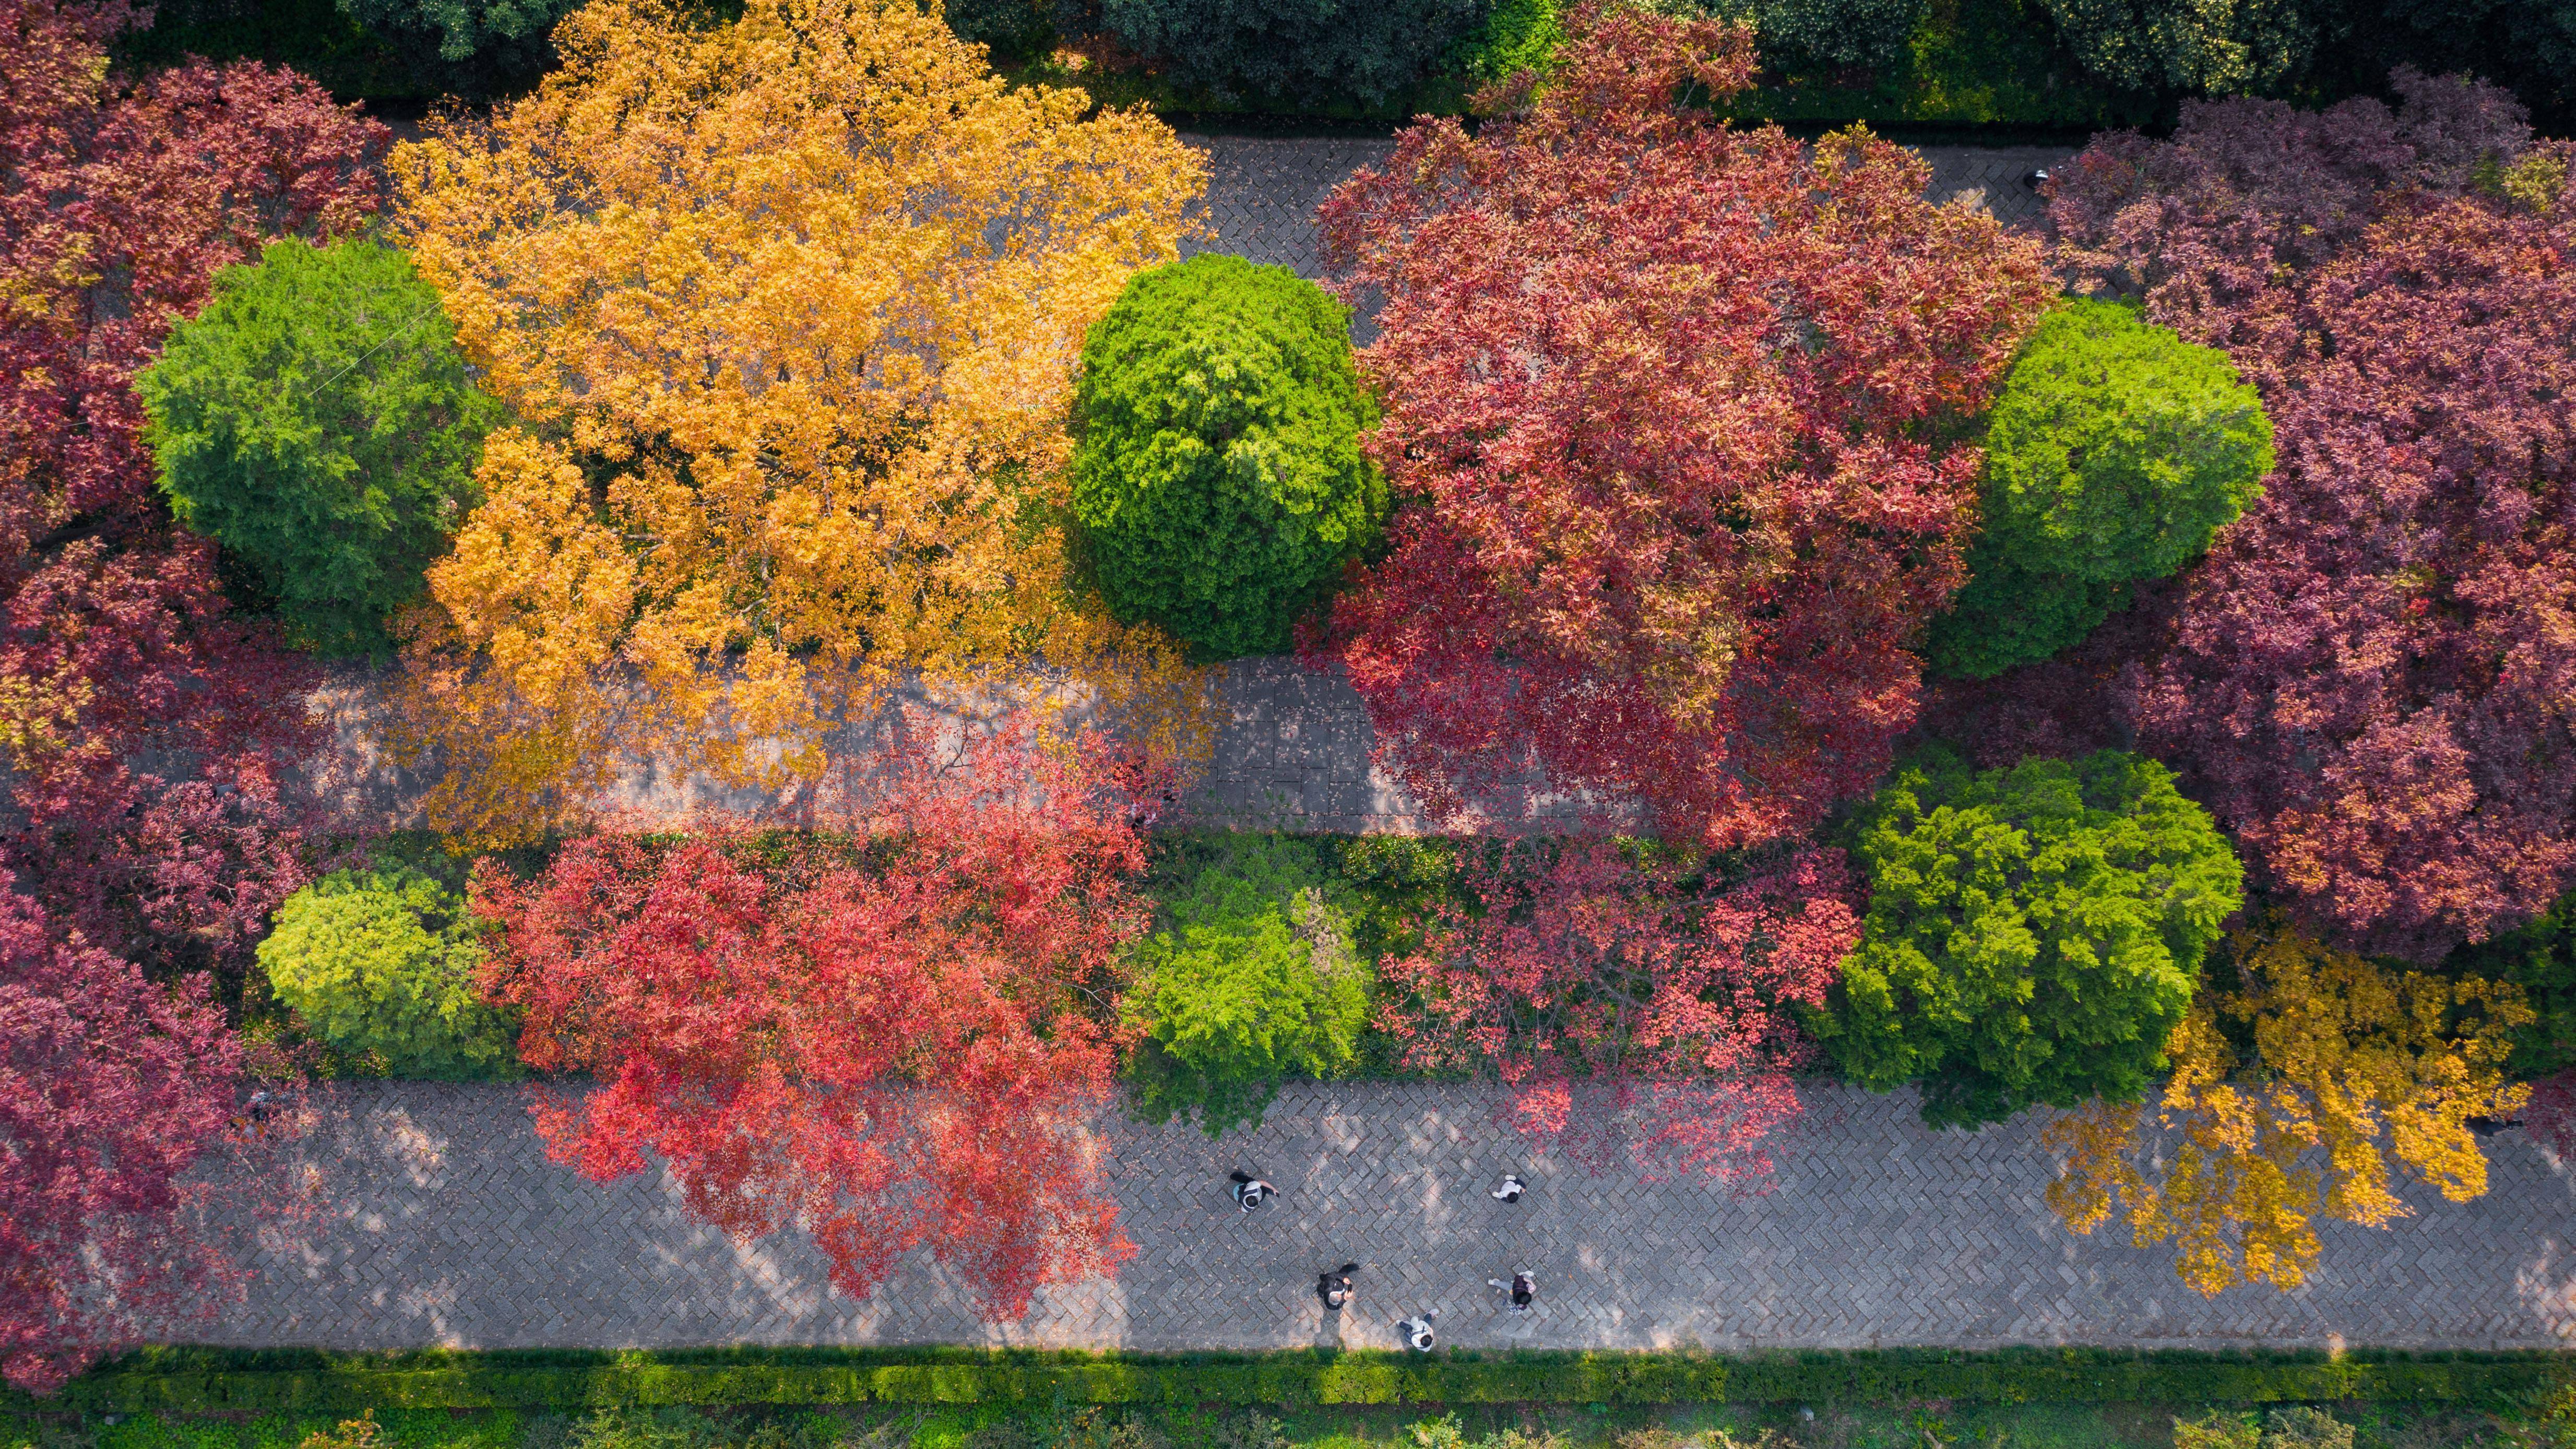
[1490,1173,1526,1203]
[1317,1263,1358,1311]
[1230,1170,1277,1212]
[1488,1270,1535,1313]
[1401,1308,1439,1351]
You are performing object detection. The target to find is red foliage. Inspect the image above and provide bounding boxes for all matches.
[0,0,382,973]
[1308,4,2055,848]
[1379,840,1858,1184]
[0,877,251,1394]
[473,724,1152,1317]
[2053,76,2576,960]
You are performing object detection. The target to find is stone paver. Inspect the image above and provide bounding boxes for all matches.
[204,1082,2576,1351]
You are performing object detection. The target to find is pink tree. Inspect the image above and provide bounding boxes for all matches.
[1380,840,1858,1183]
[474,723,1152,1316]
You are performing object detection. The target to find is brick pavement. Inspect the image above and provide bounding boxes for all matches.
[203,1082,2576,1352]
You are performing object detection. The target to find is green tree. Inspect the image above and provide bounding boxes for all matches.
[259,865,516,1078]
[337,0,576,64]
[1817,747,2246,1127]
[140,237,499,658]
[1125,835,1373,1135]
[1071,254,1386,658]
[2040,0,2324,93]
[1928,299,2271,679]
[2442,891,2576,1079]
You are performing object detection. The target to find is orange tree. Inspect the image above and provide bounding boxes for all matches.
[391,0,1210,846]
[1308,4,2056,848]
[2044,920,2531,1295]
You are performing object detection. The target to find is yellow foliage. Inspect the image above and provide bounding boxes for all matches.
[389,0,1212,844]
[2043,918,2531,1296]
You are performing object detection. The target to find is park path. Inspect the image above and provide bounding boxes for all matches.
[202,1081,2576,1352]
[312,136,2077,839]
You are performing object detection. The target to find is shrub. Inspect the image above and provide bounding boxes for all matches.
[1677,0,1925,74]
[946,0,1054,60]
[1451,0,1562,82]
[1817,747,2245,1127]
[2040,0,2322,93]
[2441,893,2576,1078]
[258,866,515,1079]
[336,0,577,64]
[1071,254,1384,659]
[140,238,497,658]
[1124,836,1371,1135]
[1097,0,1485,104]
[1926,299,2271,679]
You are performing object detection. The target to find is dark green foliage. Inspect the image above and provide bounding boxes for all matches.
[2039,0,2324,92]
[256,865,517,1079]
[1096,0,1485,105]
[1926,300,2271,680]
[1071,255,1385,658]
[139,238,498,658]
[2443,895,2576,1078]
[1816,747,2245,1128]
[1123,836,1372,1135]
[1692,0,1927,75]
[2368,0,2576,116]
[337,0,577,69]
[946,0,1055,60]
[27,1344,2573,1415]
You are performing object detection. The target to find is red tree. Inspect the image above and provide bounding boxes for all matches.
[1380,840,1858,1183]
[1308,5,2055,848]
[0,878,251,1394]
[2052,76,2576,960]
[473,724,1152,1316]
[0,0,383,978]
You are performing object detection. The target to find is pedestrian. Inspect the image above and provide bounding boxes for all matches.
[1490,1173,1525,1203]
[1488,1270,1535,1313]
[1317,1263,1357,1312]
[1230,1170,1277,1212]
[1401,1308,1439,1352]
[236,1088,275,1139]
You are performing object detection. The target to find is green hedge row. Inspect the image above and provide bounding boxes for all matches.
[26,1347,2574,1416]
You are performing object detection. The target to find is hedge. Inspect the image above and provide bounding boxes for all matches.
[22,1347,2573,1416]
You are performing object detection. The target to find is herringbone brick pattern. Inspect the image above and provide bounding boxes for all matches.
[201,1082,2576,1352]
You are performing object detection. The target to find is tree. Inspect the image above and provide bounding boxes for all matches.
[336,0,575,62]
[1123,835,1371,1134]
[141,237,498,658]
[0,0,385,984]
[2045,921,2531,1294]
[391,0,1211,848]
[1310,4,2055,848]
[0,880,252,1394]
[2051,77,2576,961]
[1818,749,2245,1128]
[470,721,1150,1316]
[1926,299,2272,680]
[1381,839,1858,1182]
[259,865,514,1078]
[1665,0,1926,76]
[1071,254,1385,659]
[1098,0,1485,105]
[2039,0,2323,95]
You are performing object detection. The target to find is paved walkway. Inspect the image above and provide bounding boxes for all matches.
[205,1083,2576,1352]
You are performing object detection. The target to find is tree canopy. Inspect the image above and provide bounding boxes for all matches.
[2046,921,2530,1294]
[1928,299,2272,680]
[1071,254,1384,659]
[1819,749,2246,1127]
[259,865,513,1078]
[390,0,1211,846]
[2053,74,2576,960]
[1311,5,2055,848]
[142,237,497,658]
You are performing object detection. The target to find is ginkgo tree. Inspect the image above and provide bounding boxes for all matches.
[2044,921,2531,1295]
[391,0,1212,846]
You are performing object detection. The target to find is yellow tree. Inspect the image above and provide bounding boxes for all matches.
[2044,920,2532,1294]
[390,0,1210,845]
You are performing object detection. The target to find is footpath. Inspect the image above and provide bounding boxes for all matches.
[200,1082,2576,1352]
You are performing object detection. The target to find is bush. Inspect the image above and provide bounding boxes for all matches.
[1680,0,1926,74]
[1071,255,1385,659]
[2442,893,2576,1078]
[258,866,515,1079]
[1927,299,2271,679]
[140,238,497,658]
[1124,836,1371,1135]
[1097,0,1485,104]
[336,0,577,67]
[1815,747,2246,1127]
[2040,0,2323,92]
[947,0,1055,60]
[1451,0,1561,82]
